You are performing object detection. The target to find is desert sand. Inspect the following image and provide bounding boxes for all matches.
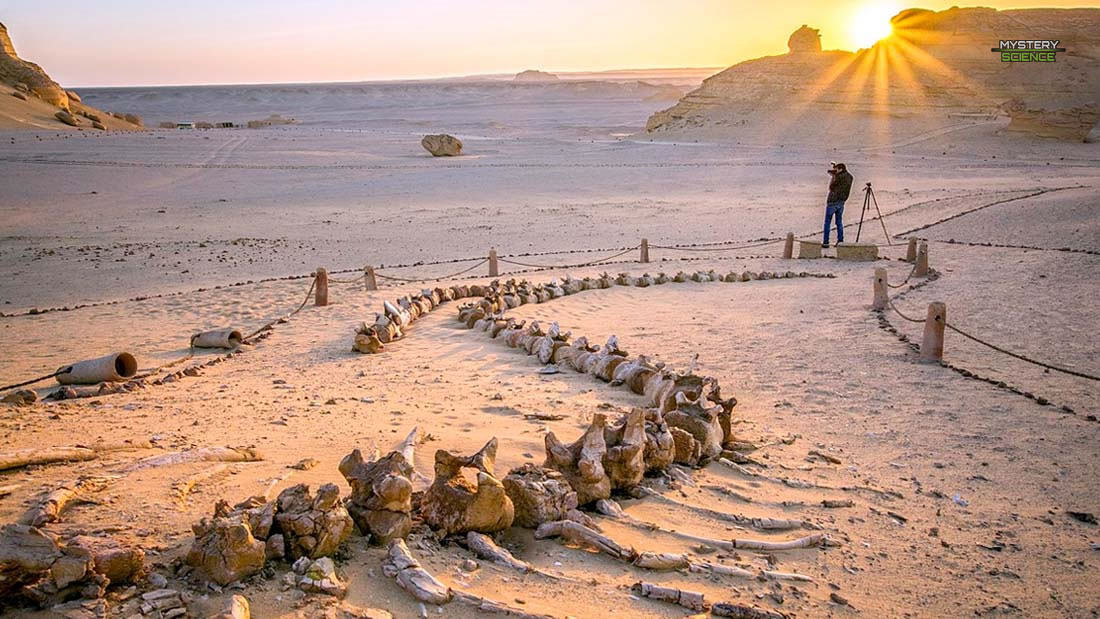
[2,8,1100,619]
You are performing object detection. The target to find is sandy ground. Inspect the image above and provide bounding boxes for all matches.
[1,90,1099,618]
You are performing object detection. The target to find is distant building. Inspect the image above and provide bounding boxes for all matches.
[176,122,195,129]
[216,122,235,128]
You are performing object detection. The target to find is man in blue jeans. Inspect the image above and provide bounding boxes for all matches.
[823,162,853,248]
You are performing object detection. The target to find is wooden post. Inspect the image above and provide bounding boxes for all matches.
[919,302,946,363]
[782,232,795,259]
[640,238,650,263]
[872,268,888,310]
[905,238,918,263]
[315,268,328,306]
[488,249,499,277]
[914,242,929,277]
[365,266,378,291]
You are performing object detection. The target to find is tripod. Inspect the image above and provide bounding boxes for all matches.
[855,182,891,245]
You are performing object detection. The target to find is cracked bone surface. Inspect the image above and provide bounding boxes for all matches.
[665,391,724,463]
[339,449,414,544]
[637,408,675,472]
[544,414,611,506]
[502,463,579,528]
[0,525,148,607]
[421,438,515,536]
[601,409,646,490]
[186,515,266,585]
[274,483,354,560]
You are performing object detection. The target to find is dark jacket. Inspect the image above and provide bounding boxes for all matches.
[827,169,853,203]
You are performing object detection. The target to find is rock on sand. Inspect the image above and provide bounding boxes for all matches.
[421,134,462,157]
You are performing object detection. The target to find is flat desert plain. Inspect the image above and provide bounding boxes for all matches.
[1,84,1099,618]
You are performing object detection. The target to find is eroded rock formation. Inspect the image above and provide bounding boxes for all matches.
[647,8,1100,142]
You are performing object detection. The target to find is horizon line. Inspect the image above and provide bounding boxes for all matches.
[64,65,728,90]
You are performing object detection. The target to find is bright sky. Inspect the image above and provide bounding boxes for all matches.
[3,0,1095,86]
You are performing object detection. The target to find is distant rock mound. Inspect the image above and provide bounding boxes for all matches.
[514,70,559,82]
[787,25,822,53]
[421,134,462,157]
[646,7,1100,142]
[0,21,143,130]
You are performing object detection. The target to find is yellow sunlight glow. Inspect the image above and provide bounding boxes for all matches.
[849,2,896,49]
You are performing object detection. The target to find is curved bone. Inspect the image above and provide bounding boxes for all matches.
[125,447,263,472]
[384,539,452,605]
[533,520,635,562]
[21,476,117,527]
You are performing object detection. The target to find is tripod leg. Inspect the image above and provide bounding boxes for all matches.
[856,189,869,243]
[871,188,891,245]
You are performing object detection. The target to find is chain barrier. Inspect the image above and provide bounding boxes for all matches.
[375,258,490,283]
[887,264,918,289]
[943,322,1100,382]
[497,246,639,270]
[886,298,926,323]
[241,277,317,343]
[649,238,784,253]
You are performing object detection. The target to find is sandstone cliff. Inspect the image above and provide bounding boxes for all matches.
[646,7,1100,142]
[0,21,142,130]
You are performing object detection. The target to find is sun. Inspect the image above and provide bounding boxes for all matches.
[849,2,897,49]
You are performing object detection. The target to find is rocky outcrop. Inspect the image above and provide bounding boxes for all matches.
[421,134,463,156]
[788,25,821,53]
[0,22,69,109]
[646,7,1100,142]
[1003,99,1100,141]
[1,22,144,129]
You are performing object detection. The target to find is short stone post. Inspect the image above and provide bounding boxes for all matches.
[914,242,929,277]
[488,249,499,277]
[640,238,650,263]
[364,266,378,291]
[919,302,946,362]
[905,238,918,263]
[315,268,328,306]
[872,268,888,310]
[783,232,795,259]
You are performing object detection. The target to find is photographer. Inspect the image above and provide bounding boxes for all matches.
[823,162,853,248]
